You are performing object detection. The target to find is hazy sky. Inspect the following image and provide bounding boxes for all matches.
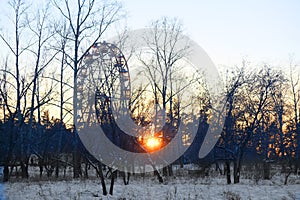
[122,0,300,67]
[0,0,299,67]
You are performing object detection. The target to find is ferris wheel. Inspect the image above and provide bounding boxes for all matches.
[77,41,151,153]
[77,42,131,127]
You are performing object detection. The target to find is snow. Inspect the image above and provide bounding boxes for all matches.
[0,184,5,200]
[2,175,300,200]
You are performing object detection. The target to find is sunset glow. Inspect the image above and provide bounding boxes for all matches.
[144,137,162,152]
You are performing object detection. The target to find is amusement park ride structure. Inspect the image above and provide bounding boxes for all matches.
[77,42,131,127]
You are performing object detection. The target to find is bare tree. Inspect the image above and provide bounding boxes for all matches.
[0,0,29,121]
[26,2,57,126]
[280,60,300,184]
[0,57,13,182]
[289,61,300,155]
[0,0,33,179]
[0,0,58,180]
[140,17,190,123]
[217,65,246,184]
[137,17,191,176]
[234,66,283,183]
[52,0,123,180]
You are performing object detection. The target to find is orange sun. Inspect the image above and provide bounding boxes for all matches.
[144,137,162,152]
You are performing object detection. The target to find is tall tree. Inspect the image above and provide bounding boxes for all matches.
[0,0,32,179]
[26,2,56,127]
[137,17,191,176]
[288,61,300,162]
[140,17,190,125]
[218,65,246,184]
[0,0,58,179]
[234,66,283,183]
[52,0,122,178]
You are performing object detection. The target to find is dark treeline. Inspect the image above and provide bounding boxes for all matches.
[1,65,300,185]
[184,66,300,185]
[0,111,73,181]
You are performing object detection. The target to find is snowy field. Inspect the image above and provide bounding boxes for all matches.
[1,174,300,200]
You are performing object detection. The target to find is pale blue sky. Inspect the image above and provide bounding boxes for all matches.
[0,0,299,67]
[122,0,300,67]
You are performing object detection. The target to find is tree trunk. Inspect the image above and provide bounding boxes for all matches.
[73,131,81,178]
[84,161,89,179]
[154,169,163,183]
[162,165,173,177]
[73,150,81,178]
[263,161,270,180]
[20,161,28,179]
[122,172,130,185]
[3,165,9,182]
[284,171,292,185]
[233,160,240,183]
[39,159,43,178]
[225,161,231,184]
[109,170,117,195]
[97,163,107,196]
[162,166,167,176]
[55,161,59,178]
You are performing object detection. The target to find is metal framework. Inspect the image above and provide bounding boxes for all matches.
[77,42,130,126]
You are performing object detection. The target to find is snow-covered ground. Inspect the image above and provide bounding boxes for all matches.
[2,174,300,200]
